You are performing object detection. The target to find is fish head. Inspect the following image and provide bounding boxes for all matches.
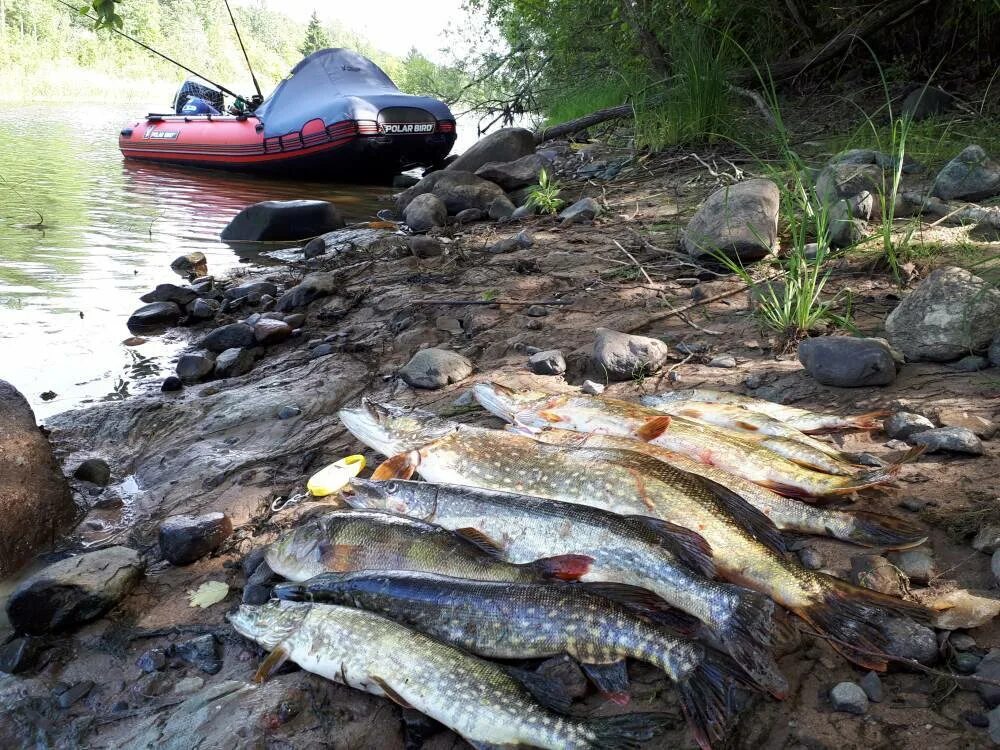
[472,382,558,423]
[228,600,310,648]
[344,477,438,519]
[265,517,330,578]
[338,398,453,456]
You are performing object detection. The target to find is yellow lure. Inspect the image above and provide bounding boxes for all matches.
[306,455,366,496]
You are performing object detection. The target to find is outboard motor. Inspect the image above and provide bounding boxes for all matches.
[173,78,225,115]
[180,97,221,116]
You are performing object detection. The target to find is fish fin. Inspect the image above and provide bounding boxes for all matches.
[623,515,715,578]
[851,410,891,431]
[454,527,506,556]
[538,409,565,424]
[698,476,787,556]
[636,415,672,441]
[819,456,914,496]
[533,554,593,581]
[581,712,674,749]
[843,511,929,549]
[503,666,573,713]
[371,675,413,709]
[735,419,761,432]
[677,649,756,750]
[372,452,418,480]
[578,582,701,635]
[714,587,788,699]
[580,660,630,699]
[253,645,290,684]
[319,543,363,572]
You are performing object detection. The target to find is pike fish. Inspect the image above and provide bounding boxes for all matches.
[340,400,930,672]
[345,476,787,697]
[474,384,905,498]
[265,508,591,584]
[518,427,927,549]
[641,389,887,433]
[231,600,670,750]
[274,571,749,748]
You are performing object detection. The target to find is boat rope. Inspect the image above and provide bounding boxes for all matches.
[224,0,264,101]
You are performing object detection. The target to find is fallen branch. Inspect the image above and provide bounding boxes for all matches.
[410,298,573,307]
[534,104,634,144]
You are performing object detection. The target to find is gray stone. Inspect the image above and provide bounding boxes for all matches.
[973,525,1000,554]
[475,153,546,190]
[6,546,143,634]
[141,283,197,306]
[254,319,292,346]
[993,549,1000,584]
[283,313,306,329]
[528,349,566,376]
[882,617,938,664]
[859,671,883,703]
[275,271,339,312]
[159,512,233,566]
[990,332,1000,367]
[488,196,516,220]
[902,85,952,120]
[798,546,824,570]
[399,348,473,389]
[0,637,39,674]
[127,301,182,331]
[176,353,216,384]
[201,323,255,353]
[187,298,219,321]
[951,633,977,651]
[512,204,535,220]
[161,376,183,392]
[445,128,536,174]
[887,546,936,583]
[830,681,868,714]
[593,327,670,381]
[174,676,206,695]
[396,170,508,215]
[277,405,301,420]
[815,163,884,218]
[55,680,94,708]
[487,230,533,254]
[137,648,167,673]
[682,179,779,262]
[170,251,208,279]
[932,145,1000,201]
[404,193,448,232]
[302,236,327,259]
[214,347,255,378]
[955,651,982,674]
[976,649,1000,707]
[172,634,222,674]
[850,554,907,597]
[797,336,898,387]
[558,197,601,223]
[909,427,983,455]
[454,207,485,224]
[948,355,989,372]
[220,200,345,241]
[885,266,1000,361]
[581,380,605,395]
[226,281,278,302]
[73,458,111,486]
[408,236,444,259]
[884,411,935,440]
[827,198,865,248]
[310,343,334,359]
[707,354,737,368]
[244,313,262,327]
[989,705,1000,743]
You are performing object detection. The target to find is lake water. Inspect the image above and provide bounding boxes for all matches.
[0,103,464,419]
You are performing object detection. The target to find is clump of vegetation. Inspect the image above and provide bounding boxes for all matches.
[525,170,565,215]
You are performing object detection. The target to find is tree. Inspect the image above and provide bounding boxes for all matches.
[299,10,329,57]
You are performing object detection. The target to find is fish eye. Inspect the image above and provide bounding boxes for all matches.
[386,481,399,494]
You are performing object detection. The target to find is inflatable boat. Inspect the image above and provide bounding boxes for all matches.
[118,49,457,178]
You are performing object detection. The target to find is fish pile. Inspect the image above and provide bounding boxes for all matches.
[231,384,931,749]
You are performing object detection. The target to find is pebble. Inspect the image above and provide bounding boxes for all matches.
[409,236,444,259]
[176,353,216,384]
[859,671,883,703]
[976,649,1000,707]
[887,546,937,583]
[558,197,601,224]
[0,636,39,674]
[581,380,605,395]
[955,651,983,674]
[254,319,293,346]
[158,513,233,566]
[399,348,473,389]
[172,634,222,675]
[909,426,983,455]
[525,305,549,317]
[797,336,898,387]
[707,354,737,368]
[884,411,935,440]
[830,681,868,714]
[743,373,763,389]
[798,547,824,570]
[55,680,94,709]
[528,350,566,376]
[302,237,327,259]
[283,313,306,329]
[884,617,938,664]
[137,648,167,673]
[311,343,334,358]
[73,458,111,486]
[277,405,302,420]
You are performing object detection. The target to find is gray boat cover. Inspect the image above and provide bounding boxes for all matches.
[255,48,454,138]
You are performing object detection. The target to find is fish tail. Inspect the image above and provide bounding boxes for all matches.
[845,511,929,549]
[532,553,593,581]
[848,410,891,430]
[677,651,756,750]
[583,712,673,749]
[821,446,924,494]
[714,587,788,699]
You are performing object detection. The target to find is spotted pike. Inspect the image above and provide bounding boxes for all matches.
[518,427,927,550]
[641,389,887,433]
[344,476,787,697]
[340,400,930,672]
[474,384,905,498]
[274,571,749,749]
[265,508,591,584]
[231,600,670,750]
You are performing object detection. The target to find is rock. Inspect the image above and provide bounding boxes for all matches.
[850,554,907,597]
[989,706,1000,743]
[682,179,779,262]
[275,271,339,312]
[161,375,183,392]
[73,458,111,486]
[137,648,167,673]
[558,197,601,223]
[488,231,534,254]
[991,333,1000,367]
[951,633,978,651]
[475,153,545,190]
[524,305,549,318]
[974,525,1000,554]
[170,251,208,279]
[201,323,255,353]
[172,634,222,674]
[396,170,508,215]
[407,236,444,260]
[404,193,448,232]
[174,676,206,695]
[933,407,997,439]
[885,266,1000,361]
[228,282,278,303]
[887,546,936,583]
[0,637,39,674]
[254,319,292,346]
[827,198,865,248]
[302,236,327,259]
[909,427,983,455]
[244,313,262,327]
[176,353,216,384]
[535,655,589,699]
[488,196,516,220]
[277,405,301,420]
[55,680,94,708]
[798,547,824,570]
[214,347,255,378]
[528,350,566,376]
[310,343,334,359]
[127,301,182,331]
[927,589,1000,630]
[949,355,989,372]
[158,512,233,566]
[220,200,345,241]
[978,650,1000,707]
[6,546,143,634]
[797,336,898,387]
[883,617,938,664]
[884,411,935,440]
[445,127,536,174]
[955,652,982,674]
[283,313,306,329]
[815,163,883,218]
[932,145,1000,201]
[707,354,737,368]
[454,207,485,224]
[859,671,883,702]
[399,348,473,389]
[0,381,77,578]
[511,204,535,220]
[993,550,1000,584]
[902,85,952,120]
[581,380,605,395]
[187,298,219,321]
[593,328,670,381]
[141,283,197,306]
[830,682,868,714]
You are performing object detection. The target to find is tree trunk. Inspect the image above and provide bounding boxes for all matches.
[534,104,633,143]
[616,0,670,79]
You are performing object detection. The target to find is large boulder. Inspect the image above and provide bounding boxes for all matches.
[275,271,339,312]
[140,283,197,306]
[797,336,898,387]
[885,266,1000,361]
[404,193,447,232]
[475,153,546,190]
[0,381,77,577]
[593,328,670,381]
[395,171,507,215]
[201,323,255,353]
[399,348,473,389]
[127,301,182,332]
[220,200,345,242]
[682,179,780,262]
[6,546,144,634]
[932,145,1000,201]
[445,127,536,174]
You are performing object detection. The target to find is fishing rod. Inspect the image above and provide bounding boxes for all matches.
[54,0,245,101]
[224,0,263,101]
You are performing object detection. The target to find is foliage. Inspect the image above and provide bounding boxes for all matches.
[525,169,564,214]
[299,11,329,57]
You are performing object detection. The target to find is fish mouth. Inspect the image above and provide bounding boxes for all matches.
[229,601,310,648]
[338,399,413,457]
[472,382,522,422]
[343,477,384,509]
